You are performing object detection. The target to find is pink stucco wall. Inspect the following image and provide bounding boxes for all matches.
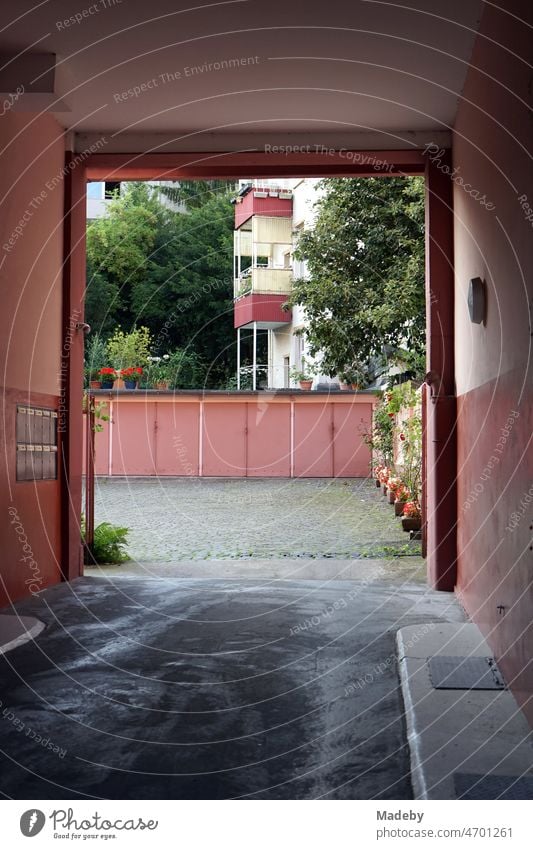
[89,392,375,479]
[452,1,533,722]
[0,113,66,607]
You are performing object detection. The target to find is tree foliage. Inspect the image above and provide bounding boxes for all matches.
[85,181,236,386]
[158,179,233,209]
[86,183,164,335]
[289,177,425,376]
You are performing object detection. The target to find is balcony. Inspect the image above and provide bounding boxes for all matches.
[234,266,293,298]
[234,291,291,329]
[233,185,293,229]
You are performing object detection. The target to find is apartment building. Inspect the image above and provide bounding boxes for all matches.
[233,178,335,389]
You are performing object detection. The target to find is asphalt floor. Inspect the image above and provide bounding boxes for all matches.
[0,563,464,799]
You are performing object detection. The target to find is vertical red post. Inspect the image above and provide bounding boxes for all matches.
[421,383,427,559]
[425,151,457,591]
[84,395,95,560]
[61,154,86,581]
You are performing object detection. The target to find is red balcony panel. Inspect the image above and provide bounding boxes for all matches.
[234,294,292,328]
[235,190,292,229]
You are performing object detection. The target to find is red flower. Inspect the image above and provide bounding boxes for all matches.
[99,367,115,375]
[403,501,421,518]
[399,433,406,441]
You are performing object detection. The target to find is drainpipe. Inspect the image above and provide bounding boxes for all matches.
[237,327,241,390]
[61,154,87,582]
[424,151,457,592]
[252,321,257,391]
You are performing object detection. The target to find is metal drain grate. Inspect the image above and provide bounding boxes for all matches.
[454,773,533,800]
[428,656,506,690]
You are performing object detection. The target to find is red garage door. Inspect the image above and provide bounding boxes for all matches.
[333,402,372,477]
[293,403,333,477]
[155,402,199,476]
[247,400,291,476]
[111,401,157,476]
[202,403,246,476]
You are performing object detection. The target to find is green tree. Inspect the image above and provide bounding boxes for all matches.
[130,189,235,385]
[86,182,165,335]
[85,181,236,386]
[158,179,234,209]
[289,177,425,376]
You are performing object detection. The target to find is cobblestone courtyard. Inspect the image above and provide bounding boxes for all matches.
[93,477,417,563]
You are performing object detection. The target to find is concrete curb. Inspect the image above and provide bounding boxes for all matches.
[0,615,46,655]
[396,623,533,799]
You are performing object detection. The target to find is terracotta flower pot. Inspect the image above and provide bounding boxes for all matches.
[394,500,406,516]
[299,380,313,390]
[402,516,421,532]
[89,380,102,389]
[375,478,381,488]
[156,381,169,390]
[350,383,359,390]
[382,484,388,495]
[113,378,125,390]
[388,490,396,504]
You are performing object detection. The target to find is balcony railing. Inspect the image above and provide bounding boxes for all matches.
[234,266,293,298]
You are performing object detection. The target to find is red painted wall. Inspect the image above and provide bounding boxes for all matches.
[453,1,533,723]
[0,114,65,608]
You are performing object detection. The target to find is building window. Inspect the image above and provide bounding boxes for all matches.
[283,356,290,388]
[87,182,104,199]
[104,181,121,199]
[294,334,304,371]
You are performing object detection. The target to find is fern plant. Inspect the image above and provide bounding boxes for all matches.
[82,516,131,564]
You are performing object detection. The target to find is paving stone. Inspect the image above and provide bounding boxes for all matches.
[92,477,415,564]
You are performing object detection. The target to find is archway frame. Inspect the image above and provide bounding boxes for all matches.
[62,149,455,590]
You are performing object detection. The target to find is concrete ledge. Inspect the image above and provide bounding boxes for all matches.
[0,615,45,654]
[397,623,533,799]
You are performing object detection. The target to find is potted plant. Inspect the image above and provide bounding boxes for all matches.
[290,358,315,390]
[401,501,422,532]
[98,368,115,389]
[373,464,384,487]
[121,367,143,389]
[85,333,108,390]
[386,476,402,505]
[378,466,390,495]
[106,326,152,390]
[339,362,365,390]
[394,484,410,516]
[89,371,102,389]
[147,355,171,389]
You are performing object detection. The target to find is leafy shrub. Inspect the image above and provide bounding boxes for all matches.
[106,326,152,371]
[82,518,131,564]
[93,522,130,563]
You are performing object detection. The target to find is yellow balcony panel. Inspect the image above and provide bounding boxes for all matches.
[251,267,292,294]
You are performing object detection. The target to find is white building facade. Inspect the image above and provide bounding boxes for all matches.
[233,178,336,390]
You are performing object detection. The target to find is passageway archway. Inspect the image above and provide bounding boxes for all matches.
[62,148,456,591]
